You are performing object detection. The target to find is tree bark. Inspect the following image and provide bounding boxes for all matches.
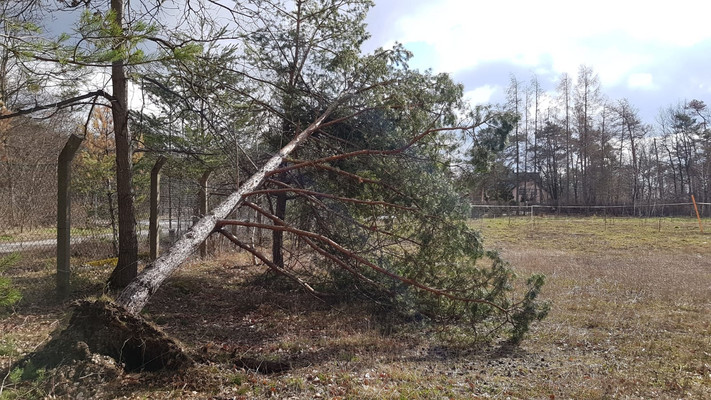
[115,98,346,315]
[107,0,140,289]
[198,169,211,258]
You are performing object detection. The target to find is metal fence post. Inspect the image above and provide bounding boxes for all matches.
[57,134,83,299]
[199,169,212,258]
[149,157,167,261]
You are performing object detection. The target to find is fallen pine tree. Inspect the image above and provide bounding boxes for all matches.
[11,92,549,374]
[6,12,549,371]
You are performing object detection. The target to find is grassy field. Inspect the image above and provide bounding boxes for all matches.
[1,216,710,399]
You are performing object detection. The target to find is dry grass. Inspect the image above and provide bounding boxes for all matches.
[1,216,711,399]
[477,216,711,399]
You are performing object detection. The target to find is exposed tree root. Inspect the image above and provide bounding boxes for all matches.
[13,299,192,373]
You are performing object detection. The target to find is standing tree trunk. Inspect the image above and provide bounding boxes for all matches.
[198,169,211,258]
[563,75,572,204]
[106,178,119,256]
[531,75,540,203]
[108,0,139,288]
[653,138,664,201]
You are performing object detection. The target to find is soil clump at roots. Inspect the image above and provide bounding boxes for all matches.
[11,299,192,374]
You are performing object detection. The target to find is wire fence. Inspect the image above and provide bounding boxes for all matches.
[0,170,262,261]
[469,202,711,219]
[3,149,709,268]
[156,175,267,257]
[0,186,124,260]
[0,125,266,271]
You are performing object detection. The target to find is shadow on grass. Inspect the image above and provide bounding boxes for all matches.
[2,258,528,400]
[139,266,518,376]
[6,262,111,316]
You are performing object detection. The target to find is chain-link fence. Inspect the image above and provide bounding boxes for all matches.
[1,117,271,279]
[469,202,711,219]
[156,172,268,257]
[0,160,119,260]
[1,157,264,270]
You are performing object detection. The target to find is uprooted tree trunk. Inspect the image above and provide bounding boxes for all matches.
[114,97,345,315]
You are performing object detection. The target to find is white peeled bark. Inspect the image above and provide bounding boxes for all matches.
[116,99,345,314]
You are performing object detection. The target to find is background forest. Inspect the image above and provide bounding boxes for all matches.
[466,68,711,209]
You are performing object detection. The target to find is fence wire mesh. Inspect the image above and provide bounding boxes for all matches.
[469,202,711,219]
[0,158,119,259]
[156,172,266,257]
[3,148,708,267]
[0,157,265,266]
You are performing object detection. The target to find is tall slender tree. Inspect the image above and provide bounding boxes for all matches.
[556,72,573,202]
[530,74,543,202]
[105,0,139,287]
[574,65,601,204]
[615,99,646,206]
[505,75,523,202]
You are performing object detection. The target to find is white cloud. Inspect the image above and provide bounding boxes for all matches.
[627,73,655,90]
[363,0,711,122]
[380,0,711,85]
[464,85,498,105]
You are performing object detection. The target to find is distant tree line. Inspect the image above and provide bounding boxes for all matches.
[465,65,711,209]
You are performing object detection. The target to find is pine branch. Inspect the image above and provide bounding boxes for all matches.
[237,202,390,293]
[214,218,509,312]
[0,90,115,120]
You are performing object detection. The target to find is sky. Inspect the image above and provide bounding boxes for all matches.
[362,0,711,123]
[36,0,711,124]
